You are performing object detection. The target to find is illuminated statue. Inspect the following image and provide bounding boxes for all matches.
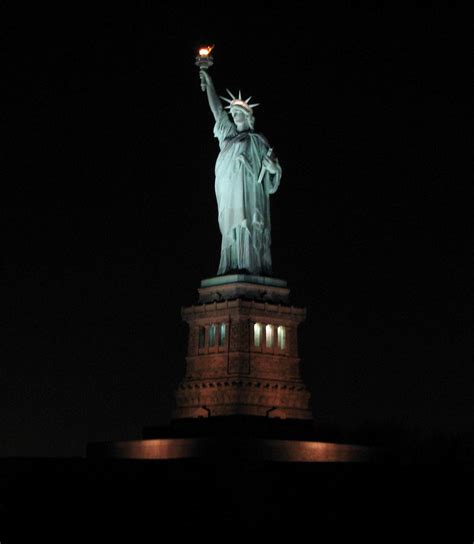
[200,69,282,276]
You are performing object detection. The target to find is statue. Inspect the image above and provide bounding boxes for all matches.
[199,69,282,276]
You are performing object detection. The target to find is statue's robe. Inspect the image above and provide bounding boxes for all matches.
[214,110,281,275]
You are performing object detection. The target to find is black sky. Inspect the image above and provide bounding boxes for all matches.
[2,5,472,456]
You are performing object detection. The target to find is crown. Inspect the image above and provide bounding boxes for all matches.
[220,89,260,115]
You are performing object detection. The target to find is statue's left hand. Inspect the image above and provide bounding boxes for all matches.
[262,155,279,175]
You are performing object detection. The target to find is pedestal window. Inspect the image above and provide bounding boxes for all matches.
[209,324,217,347]
[265,324,274,348]
[254,323,262,347]
[277,325,286,350]
[219,323,226,346]
[198,327,206,349]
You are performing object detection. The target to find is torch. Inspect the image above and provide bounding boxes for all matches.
[195,45,214,91]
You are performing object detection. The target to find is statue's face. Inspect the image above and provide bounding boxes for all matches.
[231,107,249,131]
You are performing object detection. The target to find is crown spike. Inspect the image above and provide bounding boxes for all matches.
[226,89,236,100]
[220,96,233,104]
[238,90,242,100]
[245,96,252,103]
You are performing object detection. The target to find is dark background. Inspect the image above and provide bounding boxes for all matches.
[2,5,472,456]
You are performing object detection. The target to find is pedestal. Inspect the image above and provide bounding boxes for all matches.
[173,275,312,420]
[88,276,375,463]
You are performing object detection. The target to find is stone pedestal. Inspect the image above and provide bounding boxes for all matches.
[173,275,312,420]
[87,275,376,463]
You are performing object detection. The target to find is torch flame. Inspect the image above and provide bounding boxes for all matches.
[199,45,214,57]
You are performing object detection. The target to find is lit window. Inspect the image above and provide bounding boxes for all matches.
[209,324,216,347]
[198,327,205,349]
[277,326,286,350]
[266,324,274,348]
[254,323,262,347]
[219,323,226,346]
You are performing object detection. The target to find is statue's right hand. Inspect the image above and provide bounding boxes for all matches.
[200,69,210,89]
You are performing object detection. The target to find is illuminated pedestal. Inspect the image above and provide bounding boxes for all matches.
[88,276,376,462]
[173,275,311,420]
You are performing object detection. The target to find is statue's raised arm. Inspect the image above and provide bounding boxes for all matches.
[200,69,282,277]
[200,70,223,122]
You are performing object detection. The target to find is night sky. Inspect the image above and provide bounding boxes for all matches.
[3,6,472,456]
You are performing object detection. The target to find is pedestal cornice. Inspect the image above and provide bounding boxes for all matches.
[198,274,290,304]
[182,298,306,325]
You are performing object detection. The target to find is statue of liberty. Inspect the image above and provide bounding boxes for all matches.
[200,69,282,276]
